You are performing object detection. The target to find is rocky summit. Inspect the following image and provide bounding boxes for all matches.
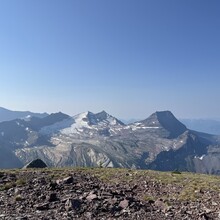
[0,168,220,219]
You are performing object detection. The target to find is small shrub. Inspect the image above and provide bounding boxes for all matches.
[172,170,181,175]
[1,182,15,191]
[143,195,155,203]
[0,172,4,178]
[15,195,23,201]
[16,178,26,186]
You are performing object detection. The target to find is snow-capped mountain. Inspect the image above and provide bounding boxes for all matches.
[1,108,220,175]
[39,110,125,137]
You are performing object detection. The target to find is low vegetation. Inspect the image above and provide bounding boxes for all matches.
[0,167,220,219]
[1,167,220,201]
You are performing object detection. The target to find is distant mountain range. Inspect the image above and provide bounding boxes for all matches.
[180,119,220,135]
[0,107,220,175]
[0,107,48,123]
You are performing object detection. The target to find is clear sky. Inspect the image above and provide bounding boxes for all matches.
[0,0,220,119]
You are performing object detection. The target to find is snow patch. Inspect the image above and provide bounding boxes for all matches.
[61,112,91,135]
[128,124,159,130]
[61,111,124,136]
[142,126,159,129]
[194,155,206,160]
[40,118,74,135]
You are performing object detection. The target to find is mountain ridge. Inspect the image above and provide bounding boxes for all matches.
[135,111,187,138]
[0,107,220,175]
[0,107,48,123]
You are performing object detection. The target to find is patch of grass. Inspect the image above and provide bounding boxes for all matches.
[0,172,5,178]
[143,195,156,203]
[15,195,23,201]
[0,182,15,191]
[172,170,182,175]
[16,178,26,186]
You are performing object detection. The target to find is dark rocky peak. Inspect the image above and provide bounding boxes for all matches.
[79,111,96,125]
[23,159,47,169]
[140,111,187,138]
[43,112,70,122]
[95,110,108,120]
[29,112,71,130]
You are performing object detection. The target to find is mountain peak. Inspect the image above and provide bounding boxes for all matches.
[154,110,181,121]
[155,110,173,116]
[140,111,187,138]
[29,112,70,130]
[74,111,124,126]
[95,111,124,126]
[94,110,108,120]
[96,110,108,116]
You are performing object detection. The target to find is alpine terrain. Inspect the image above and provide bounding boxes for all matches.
[0,107,220,175]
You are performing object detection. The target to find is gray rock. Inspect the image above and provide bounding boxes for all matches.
[65,198,81,211]
[35,203,49,210]
[119,199,129,209]
[63,176,73,184]
[47,193,58,202]
[65,199,73,211]
[86,194,97,202]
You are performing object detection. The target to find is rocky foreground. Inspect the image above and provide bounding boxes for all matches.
[0,168,220,220]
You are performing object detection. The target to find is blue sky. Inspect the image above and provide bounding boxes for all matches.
[0,0,220,119]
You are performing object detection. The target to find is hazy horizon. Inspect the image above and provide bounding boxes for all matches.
[1,0,220,119]
[2,105,220,122]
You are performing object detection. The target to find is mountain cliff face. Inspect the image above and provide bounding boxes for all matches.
[0,108,220,175]
[133,111,187,138]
